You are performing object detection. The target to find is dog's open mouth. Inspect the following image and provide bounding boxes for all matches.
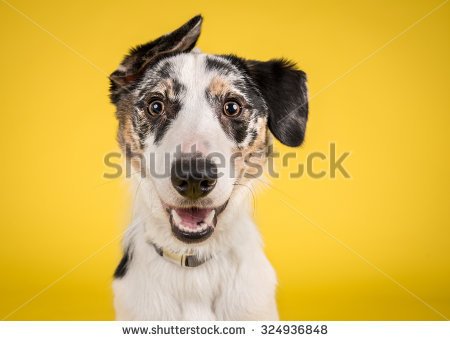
[166,202,227,243]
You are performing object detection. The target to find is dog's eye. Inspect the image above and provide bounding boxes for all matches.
[223,101,242,117]
[147,100,165,116]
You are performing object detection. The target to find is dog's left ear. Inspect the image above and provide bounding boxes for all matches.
[246,59,308,147]
[109,15,203,103]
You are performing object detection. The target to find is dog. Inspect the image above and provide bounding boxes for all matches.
[109,15,308,320]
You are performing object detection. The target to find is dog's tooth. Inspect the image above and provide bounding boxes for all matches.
[195,223,204,232]
[171,209,182,225]
[204,210,216,225]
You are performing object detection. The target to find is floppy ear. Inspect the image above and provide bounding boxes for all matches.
[247,59,308,147]
[109,15,203,103]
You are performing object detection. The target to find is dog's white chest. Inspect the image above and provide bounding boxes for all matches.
[113,238,278,320]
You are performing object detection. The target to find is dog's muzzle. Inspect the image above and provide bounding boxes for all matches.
[165,156,227,243]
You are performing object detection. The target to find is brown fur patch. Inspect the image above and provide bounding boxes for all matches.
[208,76,232,97]
[116,98,145,174]
[232,117,269,182]
[153,79,177,100]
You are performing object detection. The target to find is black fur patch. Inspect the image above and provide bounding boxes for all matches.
[152,99,182,145]
[248,128,258,146]
[114,248,132,279]
[205,57,236,75]
[246,59,308,147]
[157,61,175,79]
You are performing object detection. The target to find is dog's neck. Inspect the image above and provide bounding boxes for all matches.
[125,177,257,264]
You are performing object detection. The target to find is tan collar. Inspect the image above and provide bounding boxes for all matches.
[152,244,211,268]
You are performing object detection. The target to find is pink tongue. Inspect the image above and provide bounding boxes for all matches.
[174,208,212,229]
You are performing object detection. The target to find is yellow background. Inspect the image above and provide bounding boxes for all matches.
[0,0,449,320]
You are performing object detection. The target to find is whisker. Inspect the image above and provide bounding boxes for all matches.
[233,182,257,214]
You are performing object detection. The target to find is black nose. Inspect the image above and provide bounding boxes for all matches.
[171,157,217,200]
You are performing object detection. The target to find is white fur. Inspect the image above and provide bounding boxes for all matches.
[113,52,278,320]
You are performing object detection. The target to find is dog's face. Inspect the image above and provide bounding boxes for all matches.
[110,16,308,246]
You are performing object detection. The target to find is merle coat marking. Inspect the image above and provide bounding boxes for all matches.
[110,15,308,320]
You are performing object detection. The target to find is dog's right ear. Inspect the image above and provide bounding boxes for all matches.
[109,15,203,103]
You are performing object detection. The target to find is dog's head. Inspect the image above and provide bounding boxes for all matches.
[110,16,308,246]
